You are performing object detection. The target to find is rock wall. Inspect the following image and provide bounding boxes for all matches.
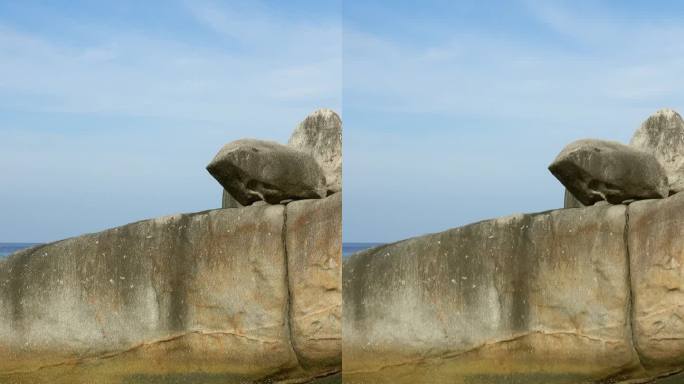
[629,193,684,374]
[343,194,684,383]
[286,193,342,371]
[0,195,341,383]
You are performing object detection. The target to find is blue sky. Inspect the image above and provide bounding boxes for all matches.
[0,1,341,242]
[343,0,684,242]
[3,1,684,244]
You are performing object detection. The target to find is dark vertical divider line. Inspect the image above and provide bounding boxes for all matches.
[624,204,645,371]
[282,204,305,370]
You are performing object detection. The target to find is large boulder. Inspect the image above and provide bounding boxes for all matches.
[289,109,342,194]
[549,139,668,205]
[207,139,326,206]
[0,197,342,383]
[631,109,684,194]
[343,204,642,383]
[628,192,684,375]
[344,192,684,383]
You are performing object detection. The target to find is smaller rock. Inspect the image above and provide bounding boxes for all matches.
[222,189,243,209]
[630,108,684,193]
[207,139,326,206]
[564,189,585,208]
[549,139,668,205]
[289,109,342,194]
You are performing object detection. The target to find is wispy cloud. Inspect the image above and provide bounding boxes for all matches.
[186,1,342,58]
[0,1,341,127]
[0,1,341,242]
[344,1,684,130]
[344,1,684,242]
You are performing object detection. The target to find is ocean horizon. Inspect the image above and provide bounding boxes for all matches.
[342,242,383,257]
[1,242,381,258]
[0,243,41,258]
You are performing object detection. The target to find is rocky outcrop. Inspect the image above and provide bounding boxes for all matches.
[343,193,684,383]
[564,188,585,208]
[207,139,327,206]
[289,109,342,194]
[1,107,342,383]
[212,109,343,208]
[340,108,684,383]
[556,109,684,208]
[629,193,684,375]
[0,195,341,383]
[343,204,642,383]
[286,193,342,370]
[631,109,684,194]
[549,139,668,206]
[222,189,243,209]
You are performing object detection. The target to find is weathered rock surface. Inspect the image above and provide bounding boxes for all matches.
[343,204,641,383]
[207,139,327,206]
[344,192,684,383]
[286,193,342,371]
[629,192,684,376]
[222,189,243,209]
[0,196,341,383]
[289,109,342,194]
[549,139,668,205]
[631,109,684,194]
[564,188,585,208]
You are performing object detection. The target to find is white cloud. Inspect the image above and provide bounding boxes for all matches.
[344,2,684,242]
[344,3,684,124]
[0,2,341,130]
[0,2,341,242]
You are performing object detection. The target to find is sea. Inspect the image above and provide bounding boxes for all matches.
[342,242,383,257]
[0,243,40,258]
[1,242,379,258]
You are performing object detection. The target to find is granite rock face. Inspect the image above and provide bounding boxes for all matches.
[564,188,585,208]
[631,109,684,193]
[343,204,641,383]
[628,192,684,375]
[289,109,342,194]
[0,196,341,383]
[344,193,684,383]
[549,139,668,206]
[286,193,342,371]
[207,139,327,206]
